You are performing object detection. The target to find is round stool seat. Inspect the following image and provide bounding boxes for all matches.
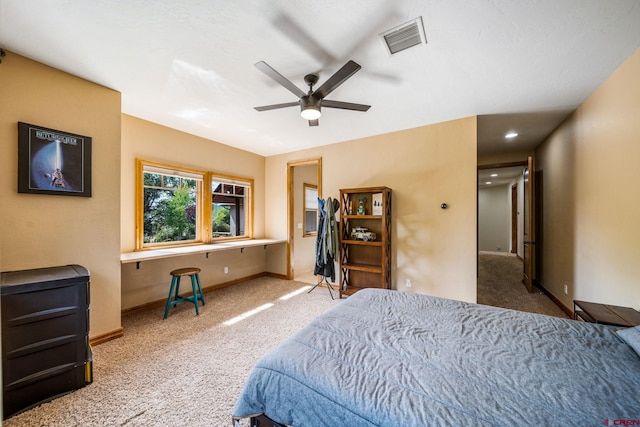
[170,267,201,277]
[164,267,205,319]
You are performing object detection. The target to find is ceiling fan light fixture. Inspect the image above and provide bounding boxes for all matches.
[301,106,321,120]
[300,96,321,120]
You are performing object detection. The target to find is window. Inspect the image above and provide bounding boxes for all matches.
[303,183,318,236]
[136,159,253,249]
[211,177,252,239]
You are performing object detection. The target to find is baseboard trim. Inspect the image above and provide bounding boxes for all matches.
[121,272,278,316]
[90,327,124,346]
[535,280,573,318]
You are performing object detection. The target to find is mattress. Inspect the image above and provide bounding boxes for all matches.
[233,288,640,426]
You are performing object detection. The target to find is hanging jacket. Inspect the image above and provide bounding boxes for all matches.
[314,197,340,282]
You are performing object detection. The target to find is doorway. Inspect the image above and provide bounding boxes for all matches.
[477,161,527,303]
[287,158,322,282]
[478,162,527,256]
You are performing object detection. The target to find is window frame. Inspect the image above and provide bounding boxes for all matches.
[303,183,318,237]
[209,172,254,242]
[135,159,253,250]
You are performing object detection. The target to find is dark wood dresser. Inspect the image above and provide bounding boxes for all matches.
[1,264,92,419]
[573,300,640,327]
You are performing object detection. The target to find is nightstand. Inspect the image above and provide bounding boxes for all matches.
[573,300,640,327]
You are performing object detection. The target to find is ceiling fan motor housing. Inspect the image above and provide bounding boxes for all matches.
[300,95,321,120]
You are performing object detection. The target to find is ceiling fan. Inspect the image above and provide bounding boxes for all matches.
[254,60,371,126]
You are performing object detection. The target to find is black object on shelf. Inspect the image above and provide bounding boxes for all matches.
[1,264,92,419]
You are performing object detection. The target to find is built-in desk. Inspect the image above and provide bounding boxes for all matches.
[121,238,287,268]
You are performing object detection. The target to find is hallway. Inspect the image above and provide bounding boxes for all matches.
[477,251,568,318]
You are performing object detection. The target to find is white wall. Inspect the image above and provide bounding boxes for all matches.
[478,184,510,252]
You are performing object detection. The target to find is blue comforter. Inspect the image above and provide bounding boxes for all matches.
[233,289,640,426]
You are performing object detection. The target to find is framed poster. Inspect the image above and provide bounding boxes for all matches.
[18,122,92,197]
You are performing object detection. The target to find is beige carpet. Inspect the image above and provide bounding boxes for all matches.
[6,265,567,426]
[477,252,568,318]
[4,277,339,427]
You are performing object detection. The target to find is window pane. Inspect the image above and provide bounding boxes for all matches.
[305,210,317,233]
[305,186,318,209]
[183,178,197,190]
[144,172,162,187]
[164,176,181,188]
[144,185,197,243]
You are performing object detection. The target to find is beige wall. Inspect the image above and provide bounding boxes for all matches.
[536,48,640,310]
[266,117,478,302]
[120,115,270,309]
[0,52,122,338]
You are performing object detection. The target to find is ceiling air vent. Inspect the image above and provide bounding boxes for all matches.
[380,17,426,55]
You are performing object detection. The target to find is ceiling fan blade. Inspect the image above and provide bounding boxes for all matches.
[254,101,300,112]
[308,119,319,127]
[312,60,361,100]
[322,100,371,112]
[273,13,335,66]
[255,61,306,98]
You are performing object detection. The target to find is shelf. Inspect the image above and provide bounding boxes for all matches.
[339,286,364,297]
[341,262,382,274]
[339,186,391,299]
[341,239,382,246]
[120,238,286,265]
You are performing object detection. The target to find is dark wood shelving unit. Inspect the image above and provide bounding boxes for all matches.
[339,187,391,298]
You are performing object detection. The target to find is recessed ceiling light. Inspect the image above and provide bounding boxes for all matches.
[505,132,518,139]
[485,181,492,185]
[490,173,498,177]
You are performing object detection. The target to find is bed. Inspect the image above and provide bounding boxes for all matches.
[232,288,640,426]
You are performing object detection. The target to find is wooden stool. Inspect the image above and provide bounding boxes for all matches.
[163,267,205,319]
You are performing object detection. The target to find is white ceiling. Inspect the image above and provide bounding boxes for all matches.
[1,0,639,157]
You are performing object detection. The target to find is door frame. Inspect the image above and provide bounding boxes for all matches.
[511,183,518,254]
[523,156,534,293]
[287,157,322,279]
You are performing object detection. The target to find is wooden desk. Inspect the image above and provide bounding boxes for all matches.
[573,300,640,327]
[121,238,287,268]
